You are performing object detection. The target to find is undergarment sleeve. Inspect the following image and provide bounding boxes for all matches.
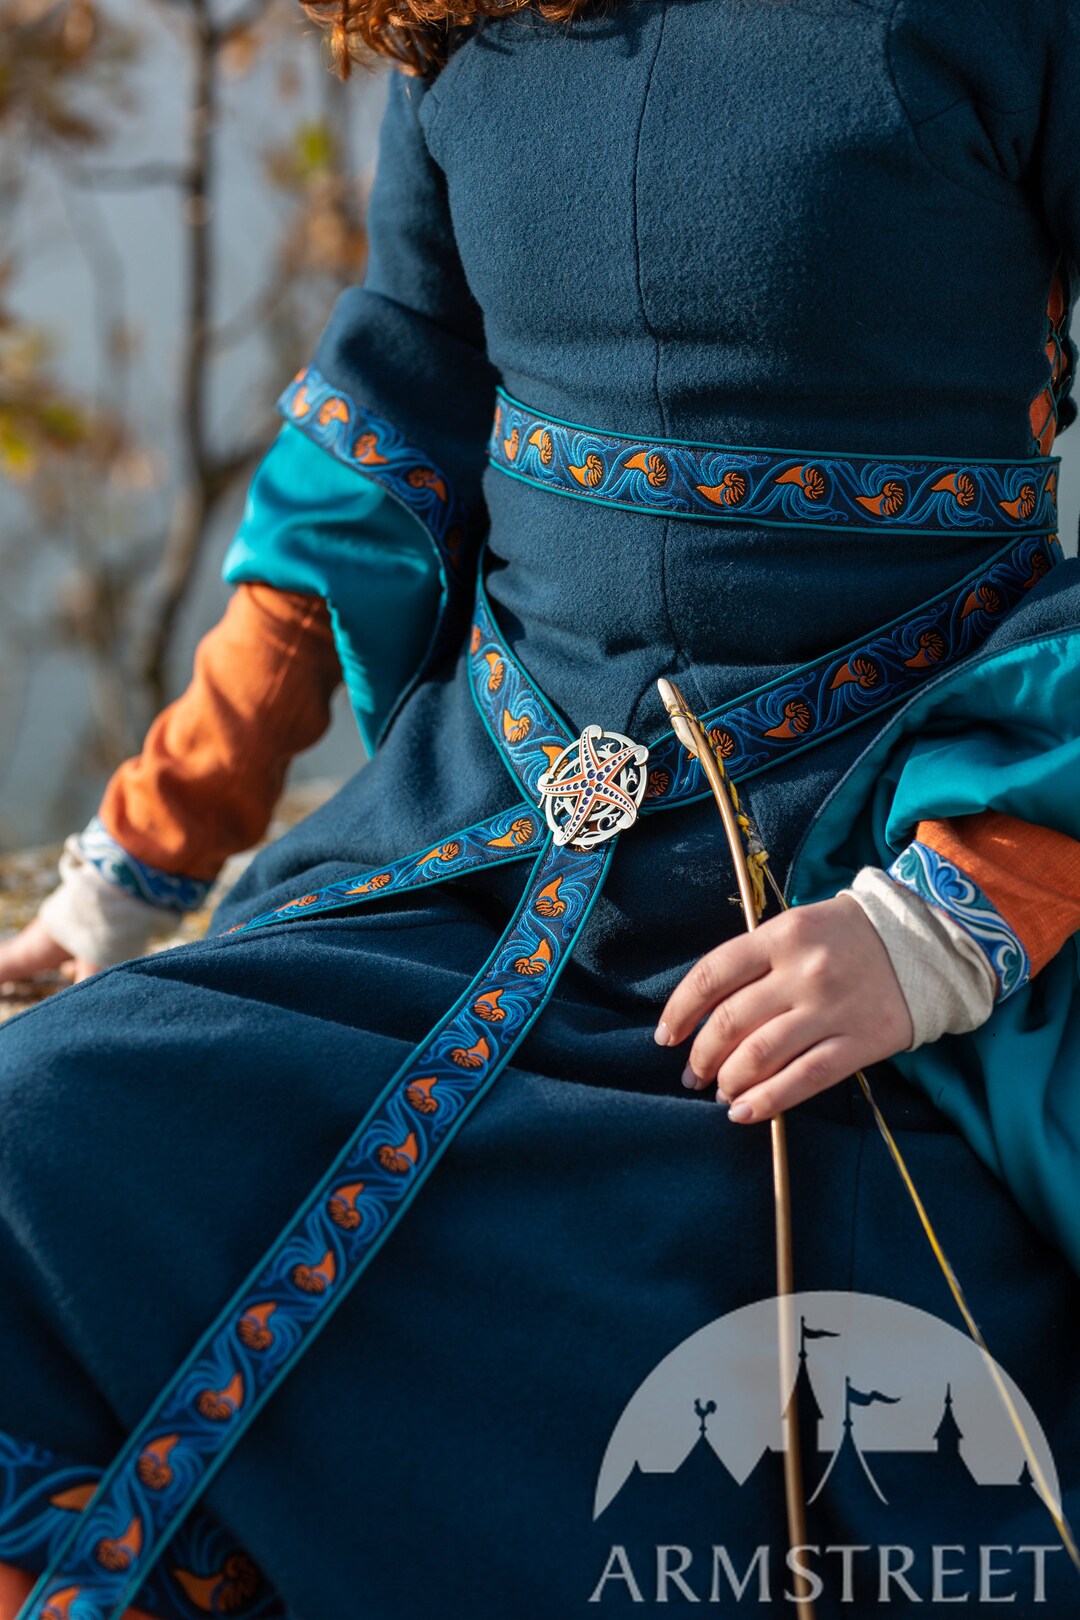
[96,584,343,884]
[37,584,343,968]
[909,812,1080,981]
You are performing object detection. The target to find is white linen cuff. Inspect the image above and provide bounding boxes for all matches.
[37,834,185,968]
[838,865,997,1050]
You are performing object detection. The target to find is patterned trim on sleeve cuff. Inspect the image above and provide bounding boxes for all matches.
[79,816,212,913]
[887,840,1030,1002]
[278,366,467,587]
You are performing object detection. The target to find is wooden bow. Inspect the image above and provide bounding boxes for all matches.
[656,676,1080,1608]
[657,676,814,1618]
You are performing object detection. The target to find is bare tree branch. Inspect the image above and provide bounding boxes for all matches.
[1,0,365,839]
[211,0,269,45]
[135,0,218,712]
[53,160,132,420]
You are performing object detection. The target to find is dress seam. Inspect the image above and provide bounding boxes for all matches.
[630,0,669,439]
[624,1,707,733]
[885,0,1031,216]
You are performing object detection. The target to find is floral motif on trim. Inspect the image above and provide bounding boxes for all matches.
[888,842,1030,1002]
[279,366,468,585]
[24,834,612,1620]
[79,818,211,914]
[488,391,1060,535]
[0,1429,285,1620]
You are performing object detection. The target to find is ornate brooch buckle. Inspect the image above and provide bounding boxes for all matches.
[536,724,650,849]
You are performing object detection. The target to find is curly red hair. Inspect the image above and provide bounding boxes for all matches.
[299,0,607,80]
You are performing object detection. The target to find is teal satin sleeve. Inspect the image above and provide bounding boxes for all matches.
[222,423,443,755]
[788,565,1080,1278]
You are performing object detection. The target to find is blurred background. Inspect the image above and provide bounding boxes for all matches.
[0,0,386,851]
[1,0,1078,854]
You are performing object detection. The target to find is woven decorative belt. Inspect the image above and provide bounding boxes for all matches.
[20,464,1062,1618]
[487,389,1062,535]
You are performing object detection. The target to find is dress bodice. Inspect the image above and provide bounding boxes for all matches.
[362,0,1079,741]
[226,0,1080,999]
[418,0,1075,461]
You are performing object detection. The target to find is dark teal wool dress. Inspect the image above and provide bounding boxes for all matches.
[2,3,1080,1616]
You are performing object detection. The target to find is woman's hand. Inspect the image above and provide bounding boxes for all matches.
[0,917,100,988]
[654,895,913,1122]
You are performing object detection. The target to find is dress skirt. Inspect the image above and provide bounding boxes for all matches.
[1,619,1079,1616]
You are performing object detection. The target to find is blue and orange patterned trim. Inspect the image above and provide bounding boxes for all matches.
[488,390,1061,536]
[228,805,548,935]
[21,835,613,1620]
[226,518,1048,942]
[278,364,472,740]
[279,366,469,585]
[467,596,574,802]
[888,842,1030,1002]
[0,1429,285,1620]
[469,533,1061,808]
[79,819,211,915]
[1029,259,1075,457]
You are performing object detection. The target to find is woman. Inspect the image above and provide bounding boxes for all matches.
[1,1,1079,1614]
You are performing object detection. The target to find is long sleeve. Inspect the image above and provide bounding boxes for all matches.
[97,583,342,883]
[890,811,1080,990]
[302,66,498,537]
[846,0,1080,1019]
[37,57,502,968]
[37,582,342,967]
[38,55,503,969]
[221,66,500,756]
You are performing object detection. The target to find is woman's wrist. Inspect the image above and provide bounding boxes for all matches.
[37,823,206,969]
[76,816,212,913]
[838,859,1001,1050]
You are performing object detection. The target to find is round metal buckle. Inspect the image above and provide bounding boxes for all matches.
[536,724,650,850]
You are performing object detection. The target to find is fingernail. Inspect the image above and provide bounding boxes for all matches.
[654,1020,673,1047]
[727,1102,753,1122]
[681,1063,703,1090]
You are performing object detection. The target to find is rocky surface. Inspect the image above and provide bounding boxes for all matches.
[0,781,336,1024]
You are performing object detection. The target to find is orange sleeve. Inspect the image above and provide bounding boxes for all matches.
[98,584,343,883]
[916,810,1080,977]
